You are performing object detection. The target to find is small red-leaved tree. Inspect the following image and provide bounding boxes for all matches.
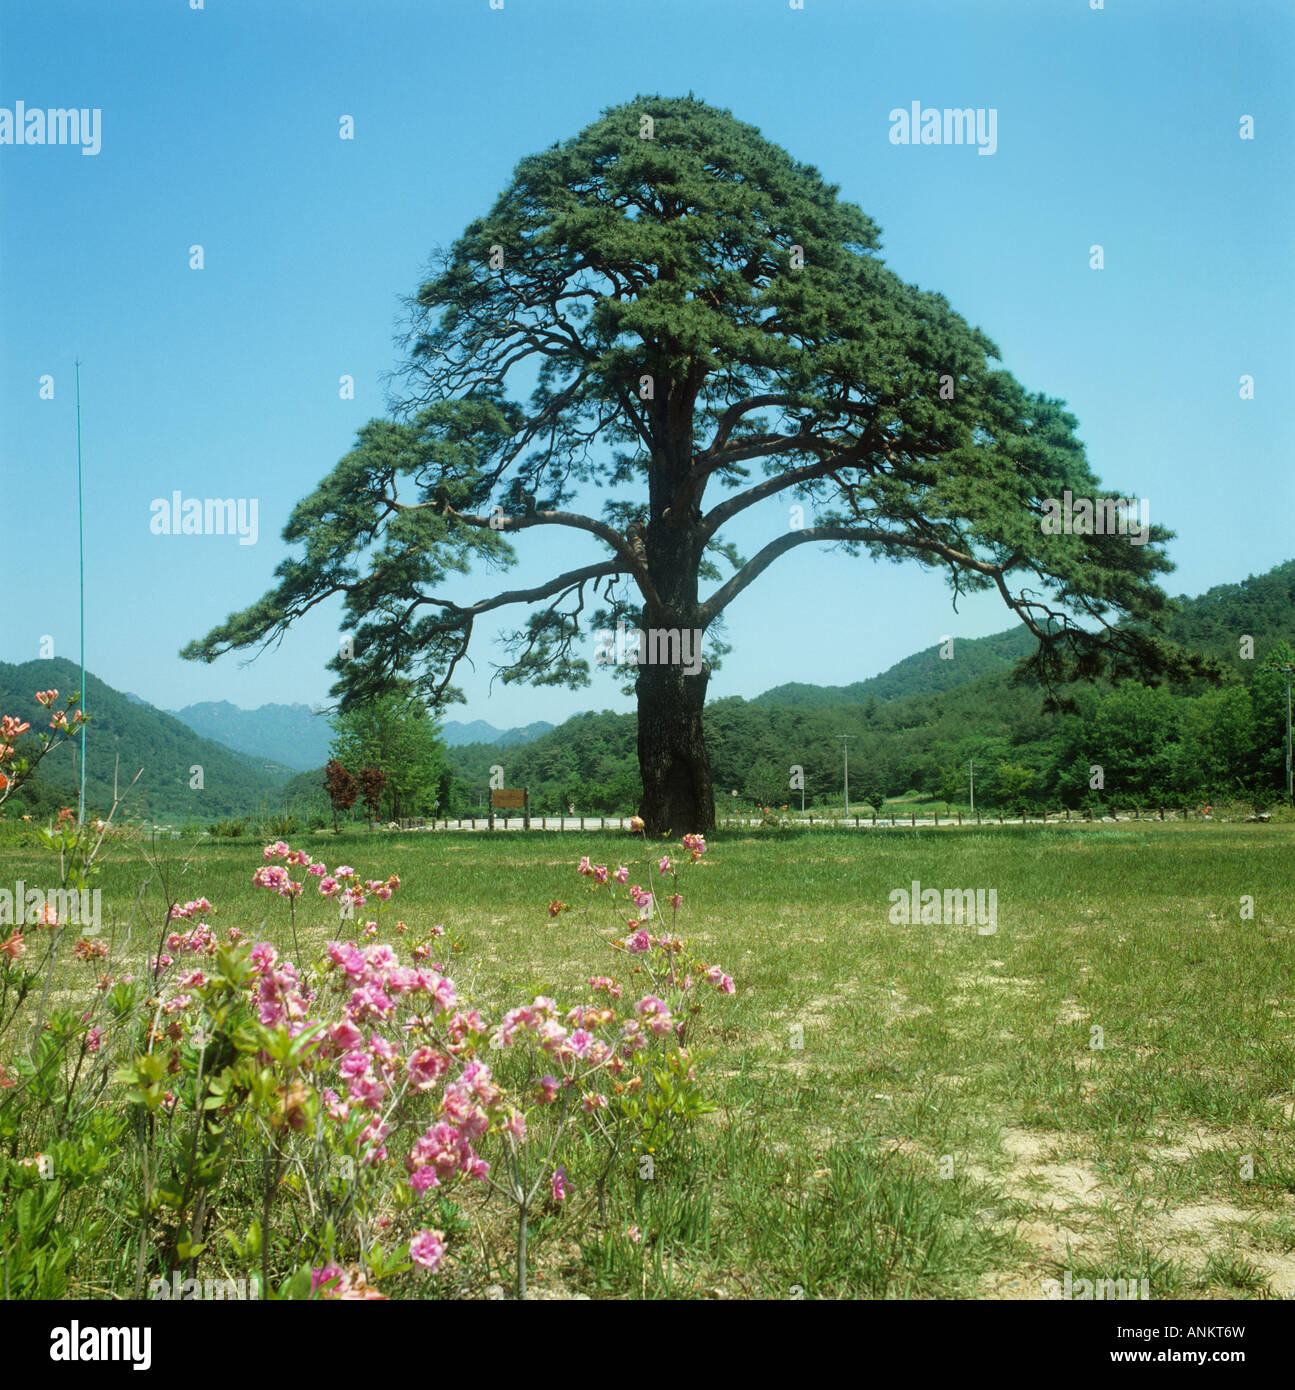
[359,765,388,828]
[324,759,359,833]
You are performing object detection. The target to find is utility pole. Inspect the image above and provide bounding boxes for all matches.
[969,758,976,818]
[837,735,855,819]
[75,359,86,826]
[1280,664,1295,805]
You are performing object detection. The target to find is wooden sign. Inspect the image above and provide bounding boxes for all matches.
[491,788,527,810]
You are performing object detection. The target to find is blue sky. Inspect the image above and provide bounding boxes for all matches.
[3,0,1291,730]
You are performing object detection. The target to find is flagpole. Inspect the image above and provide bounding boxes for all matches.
[76,359,86,825]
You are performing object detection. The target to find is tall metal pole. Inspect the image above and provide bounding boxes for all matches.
[1284,666,1294,805]
[75,360,86,826]
[969,759,976,818]
[837,735,855,819]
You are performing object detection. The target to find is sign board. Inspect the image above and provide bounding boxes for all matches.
[491,788,527,810]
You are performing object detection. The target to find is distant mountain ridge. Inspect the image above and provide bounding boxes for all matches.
[159,701,555,765]
[441,719,555,747]
[0,658,293,820]
[168,700,333,772]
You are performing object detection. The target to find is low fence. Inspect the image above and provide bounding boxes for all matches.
[730,805,1212,829]
[385,807,1220,833]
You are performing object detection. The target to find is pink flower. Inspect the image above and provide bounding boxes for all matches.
[536,1075,560,1104]
[551,1166,569,1202]
[329,1019,363,1052]
[409,1165,439,1194]
[593,865,609,885]
[635,995,674,1035]
[629,817,645,832]
[84,1026,102,1053]
[577,856,592,876]
[407,1047,449,1089]
[409,1229,446,1272]
[613,865,629,885]
[249,942,277,971]
[658,855,672,874]
[461,1059,499,1106]
[705,964,736,994]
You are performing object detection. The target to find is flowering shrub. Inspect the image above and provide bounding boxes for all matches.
[0,723,735,1300]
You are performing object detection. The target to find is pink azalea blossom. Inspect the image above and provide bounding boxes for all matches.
[409,1229,446,1271]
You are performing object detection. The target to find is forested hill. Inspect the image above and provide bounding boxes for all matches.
[754,625,1036,708]
[0,658,294,820]
[7,561,1290,824]
[442,559,1295,814]
[1162,562,1295,670]
[754,560,1295,709]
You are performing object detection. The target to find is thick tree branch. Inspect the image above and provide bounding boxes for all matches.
[698,524,1020,627]
[420,500,665,619]
[418,559,625,624]
[698,448,874,542]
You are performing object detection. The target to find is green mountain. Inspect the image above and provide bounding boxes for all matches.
[168,699,334,772]
[442,719,555,747]
[6,560,1290,824]
[0,658,295,821]
[441,559,1295,813]
[754,626,1037,709]
[752,561,1295,710]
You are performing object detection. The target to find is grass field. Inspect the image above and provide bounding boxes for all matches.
[4,820,1294,1299]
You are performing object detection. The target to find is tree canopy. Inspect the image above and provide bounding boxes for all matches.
[184,95,1213,832]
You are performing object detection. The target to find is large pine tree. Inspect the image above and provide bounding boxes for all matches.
[184,96,1208,833]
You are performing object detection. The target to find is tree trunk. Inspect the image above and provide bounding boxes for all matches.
[637,653,715,836]
[635,417,717,836]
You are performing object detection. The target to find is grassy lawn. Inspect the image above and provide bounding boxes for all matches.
[3,820,1293,1299]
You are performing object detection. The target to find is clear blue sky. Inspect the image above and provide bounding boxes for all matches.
[3,0,1291,728]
